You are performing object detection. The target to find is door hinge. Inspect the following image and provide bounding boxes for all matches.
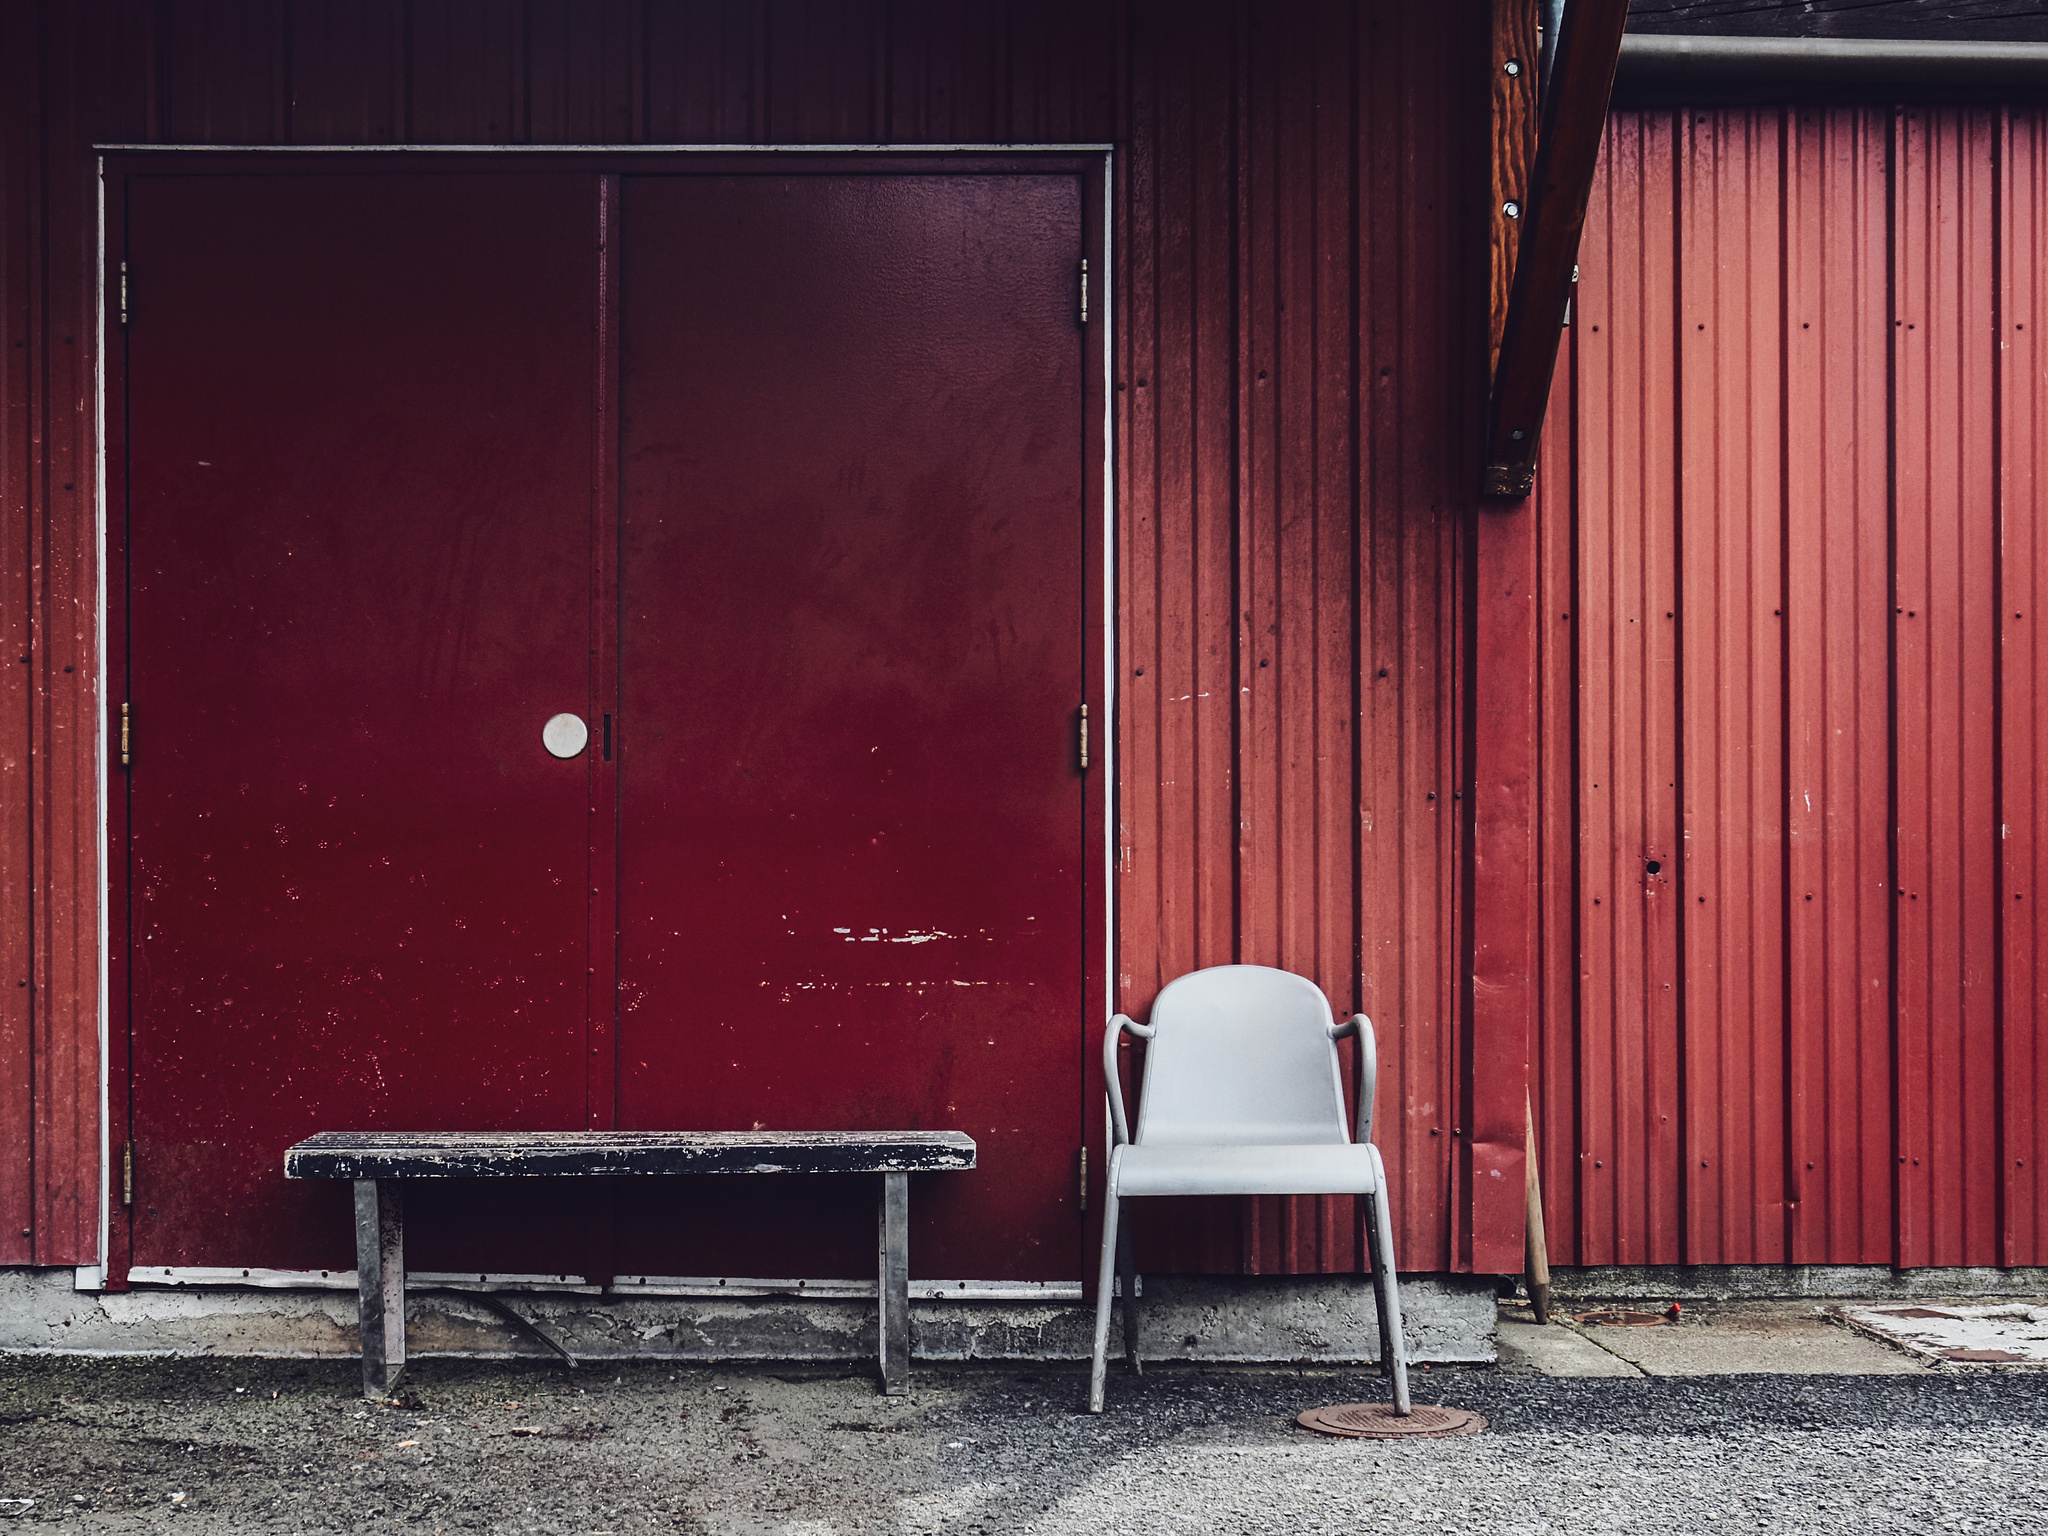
[121,1141,133,1207]
[118,260,129,327]
[119,702,130,767]
[1077,1145,1088,1212]
[1079,258,1089,326]
[1077,703,1089,771]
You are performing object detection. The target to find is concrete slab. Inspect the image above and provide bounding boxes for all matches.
[1841,1300,2048,1365]
[1564,1301,1930,1376]
[1493,1308,1641,1377]
[0,1267,1497,1366]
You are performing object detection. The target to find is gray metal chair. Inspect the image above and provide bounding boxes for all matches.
[1089,964,1410,1414]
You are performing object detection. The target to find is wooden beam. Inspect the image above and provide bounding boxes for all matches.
[1490,1,1540,379]
[1463,0,1545,1282]
[1481,0,1630,498]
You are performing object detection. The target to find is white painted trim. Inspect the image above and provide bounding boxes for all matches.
[125,1267,1090,1301]
[611,1277,1091,1301]
[128,1267,597,1293]
[93,142,1114,155]
[78,158,111,1294]
[1099,154,1117,1082]
[128,1266,364,1290]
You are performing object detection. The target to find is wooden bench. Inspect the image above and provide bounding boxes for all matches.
[284,1130,977,1398]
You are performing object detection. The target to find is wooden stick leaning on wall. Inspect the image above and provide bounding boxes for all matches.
[1524,1090,1551,1323]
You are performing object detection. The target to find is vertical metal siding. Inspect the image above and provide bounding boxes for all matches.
[1678,107,1787,1266]
[1532,299,1577,1267]
[1893,108,2003,1270]
[1571,114,1685,1266]
[1351,9,1465,1276]
[1782,108,1893,1267]
[5,0,1492,1277]
[1235,2,1363,1273]
[1,0,108,1265]
[0,0,38,1265]
[1117,7,1245,1273]
[1116,3,1466,1275]
[1547,105,2048,1270]
[2004,109,2048,1269]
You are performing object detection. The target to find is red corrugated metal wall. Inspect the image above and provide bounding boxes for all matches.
[1539,105,2048,1270]
[1116,8,1472,1276]
[1,1,1504,1277]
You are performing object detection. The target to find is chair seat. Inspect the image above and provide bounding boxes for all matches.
[1110,1141,1380,1198]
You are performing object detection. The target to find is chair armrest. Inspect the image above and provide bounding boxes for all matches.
[1329,1013,1377,1147]
[1103,1013,1155,1146]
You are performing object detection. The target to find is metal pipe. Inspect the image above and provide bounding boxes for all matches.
[1614,34,2048,106]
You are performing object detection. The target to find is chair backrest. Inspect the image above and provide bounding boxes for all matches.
[1132,965,1349,1147]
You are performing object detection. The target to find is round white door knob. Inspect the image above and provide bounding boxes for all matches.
[542,712,589,759]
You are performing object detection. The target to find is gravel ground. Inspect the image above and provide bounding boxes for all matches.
[0,1354,2043,1534]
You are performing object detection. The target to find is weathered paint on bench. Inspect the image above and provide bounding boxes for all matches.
[284,1130,977,1181]
[283,1130,977,1399]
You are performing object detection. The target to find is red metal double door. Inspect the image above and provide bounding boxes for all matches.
[117,163,1099,1284]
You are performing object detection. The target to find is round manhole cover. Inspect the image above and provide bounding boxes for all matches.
[1296,1403,1487,1440]
[1575,1309,1667,1327]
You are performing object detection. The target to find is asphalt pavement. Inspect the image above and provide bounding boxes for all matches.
[0,1312,2043,1534]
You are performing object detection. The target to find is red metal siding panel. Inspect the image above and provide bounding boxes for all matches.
[2004,109,2048,1269]
[2,1,106,1265]
[884,0,1003,145]
[643,4,765,147]
[1354,6,1464,1276]
[524,0,640,146]
[37,6,102,1265]
[1236,1,1364,1275]
[288,0,404,145]
[407,0,524,144]
[1114,3,1472,1275]
[1783,108,1894,1266]
[161,0,288,145]
[1678,108,1789,1265]
[997,0,1118,148]
[764,1,889,145]
[1117,7,1254,1274]
[1550,106,2048,1271]
[1894,108,2003,1270]
[1533,331,1579,1265]
[1572,114,1685,1266]
[0,0,38,1267]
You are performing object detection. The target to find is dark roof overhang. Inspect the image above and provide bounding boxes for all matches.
[1614,34,2048,106]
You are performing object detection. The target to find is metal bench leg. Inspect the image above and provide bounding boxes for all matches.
[877,1172,910,1396]
[354,1179,405,1399]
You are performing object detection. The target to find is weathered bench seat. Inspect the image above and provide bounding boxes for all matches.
[284,1130,977,1398]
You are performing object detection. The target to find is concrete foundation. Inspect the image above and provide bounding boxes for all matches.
[0,1268,1496,1365]
[1542,1264,2048,1302]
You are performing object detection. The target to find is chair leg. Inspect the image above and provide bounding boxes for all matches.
[1365,1148,1411,1416]
[1087,1190,1121,1413]
[1116,1199,1142,1374]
